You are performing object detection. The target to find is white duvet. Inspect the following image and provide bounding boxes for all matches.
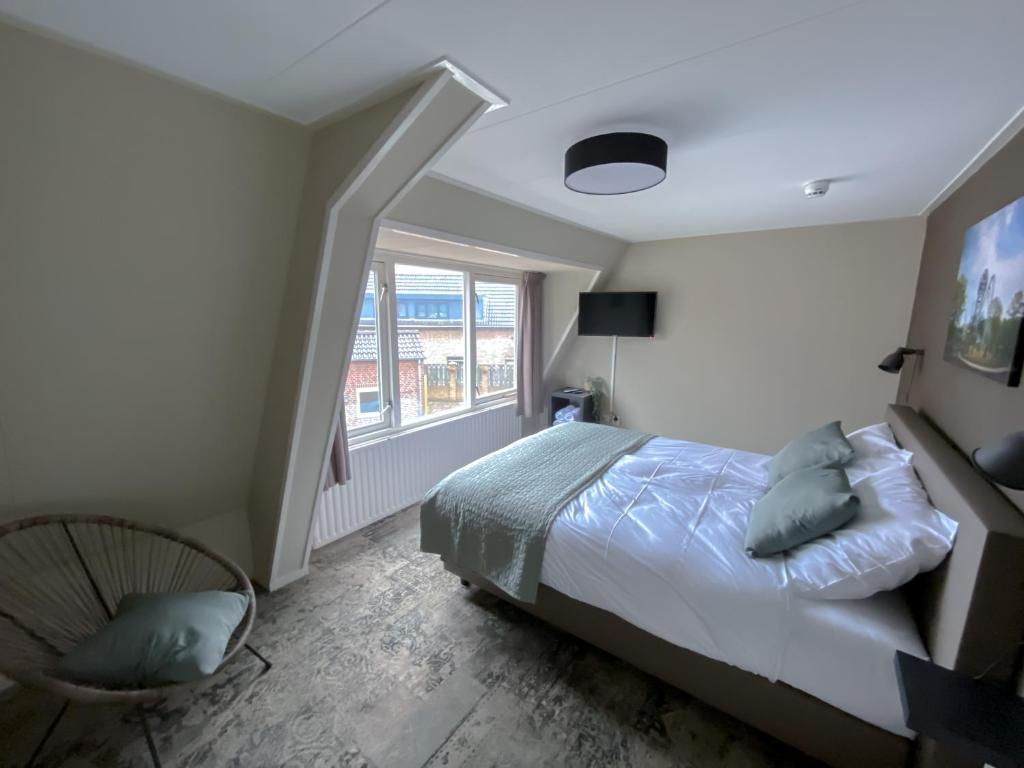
[539,436,925,737]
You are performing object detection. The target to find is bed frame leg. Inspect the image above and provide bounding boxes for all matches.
[459,578,471,588]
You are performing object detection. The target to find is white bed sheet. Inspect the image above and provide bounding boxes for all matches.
[539,436,925,737]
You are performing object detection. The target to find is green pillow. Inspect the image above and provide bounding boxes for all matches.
[767,421,854,486]
[745,467,859,557]
[58,590,249,687]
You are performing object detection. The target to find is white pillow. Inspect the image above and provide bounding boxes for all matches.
[844,423,913,485]
[784,463,957,600]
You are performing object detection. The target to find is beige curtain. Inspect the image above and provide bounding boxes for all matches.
[323,412,351,490]
[516,271,546,418]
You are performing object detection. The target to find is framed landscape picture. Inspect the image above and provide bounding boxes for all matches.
[944,195,1024,387]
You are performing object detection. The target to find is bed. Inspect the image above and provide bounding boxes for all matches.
[424,405,1024,768]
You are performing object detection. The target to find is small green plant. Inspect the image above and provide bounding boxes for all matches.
[584,376,607,421]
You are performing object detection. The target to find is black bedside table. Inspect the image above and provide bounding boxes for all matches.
[549,387,594,426]
[895,650,1024,767]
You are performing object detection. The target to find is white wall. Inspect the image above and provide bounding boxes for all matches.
[0,21,309,571]
[551,218,927,453]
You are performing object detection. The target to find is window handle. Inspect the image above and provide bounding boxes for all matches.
[378,282,388,303]
[382,399,393,414]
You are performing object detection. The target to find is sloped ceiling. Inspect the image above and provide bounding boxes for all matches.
[3,0,1022,240]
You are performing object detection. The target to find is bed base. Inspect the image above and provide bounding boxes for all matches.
[445,560,910,768]
[439,405,1024,768]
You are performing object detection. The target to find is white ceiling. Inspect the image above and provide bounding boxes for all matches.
[4,0,1023,241]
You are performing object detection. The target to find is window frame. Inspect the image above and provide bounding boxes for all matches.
[346,261,395,439]
[470,274,519,406]
[348,248,521,446]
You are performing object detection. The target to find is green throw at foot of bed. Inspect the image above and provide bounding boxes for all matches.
[420,421,653,602]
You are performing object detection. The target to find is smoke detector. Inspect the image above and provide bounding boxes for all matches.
[803,179,830,198]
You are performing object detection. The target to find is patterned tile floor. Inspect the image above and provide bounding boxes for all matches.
[0,507,820,767]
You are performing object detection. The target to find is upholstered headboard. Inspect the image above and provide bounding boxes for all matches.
[888,404,1024,684]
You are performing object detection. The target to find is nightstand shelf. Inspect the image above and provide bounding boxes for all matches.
[549,387,595,426]
[895,650,1024,767]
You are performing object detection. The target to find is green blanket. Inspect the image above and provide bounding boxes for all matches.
[420,421,653,603]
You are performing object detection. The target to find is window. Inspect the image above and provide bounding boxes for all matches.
[357,388,380,414]
[397,263,466,424]
[473,279,517,399]
[343,265,392,434]
[342,247,520,443]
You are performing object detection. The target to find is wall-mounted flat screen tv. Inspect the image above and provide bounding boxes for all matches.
[578,291,657,337]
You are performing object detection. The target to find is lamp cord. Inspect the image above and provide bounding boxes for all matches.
[973,640,1024,681]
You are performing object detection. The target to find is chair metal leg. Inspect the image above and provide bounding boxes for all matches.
[26,699,69,768]
[136,706,161,768]
[244,642,272,673]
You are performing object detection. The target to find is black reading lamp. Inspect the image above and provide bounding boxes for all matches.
[878,347,924,373]
[973,433,1024,491]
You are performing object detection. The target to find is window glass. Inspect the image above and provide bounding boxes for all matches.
[396,263,466,422]
[474,280,517,398]
[345,248,521,442]
[343,270,387,431]
[358,389,380,413]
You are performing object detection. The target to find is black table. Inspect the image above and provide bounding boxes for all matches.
[895,650,1024,768]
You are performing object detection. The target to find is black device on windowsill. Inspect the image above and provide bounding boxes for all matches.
[549,388,595,427]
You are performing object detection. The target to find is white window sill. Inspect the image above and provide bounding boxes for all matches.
[348,397,517,450]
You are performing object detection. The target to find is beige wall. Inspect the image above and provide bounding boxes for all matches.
[551,218,926,454]
[542,268,600,376]
[0,20,628,585]
[905,127,1024,513]
[0,21,309,572]
[900,126,1024,703]
[391,176,626,272]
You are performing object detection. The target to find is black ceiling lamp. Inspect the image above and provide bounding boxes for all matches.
[973,433,1024,491]
[564,132,668,195]
[878,347,924,373]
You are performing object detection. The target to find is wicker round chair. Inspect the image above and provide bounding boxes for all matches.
[0,515,271,767]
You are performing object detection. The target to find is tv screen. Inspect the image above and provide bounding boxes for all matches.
[578,292,656,337]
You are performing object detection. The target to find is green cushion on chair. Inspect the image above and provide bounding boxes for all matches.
[58,591,249,687]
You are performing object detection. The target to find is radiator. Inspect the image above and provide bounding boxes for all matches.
[311,403,522,549]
